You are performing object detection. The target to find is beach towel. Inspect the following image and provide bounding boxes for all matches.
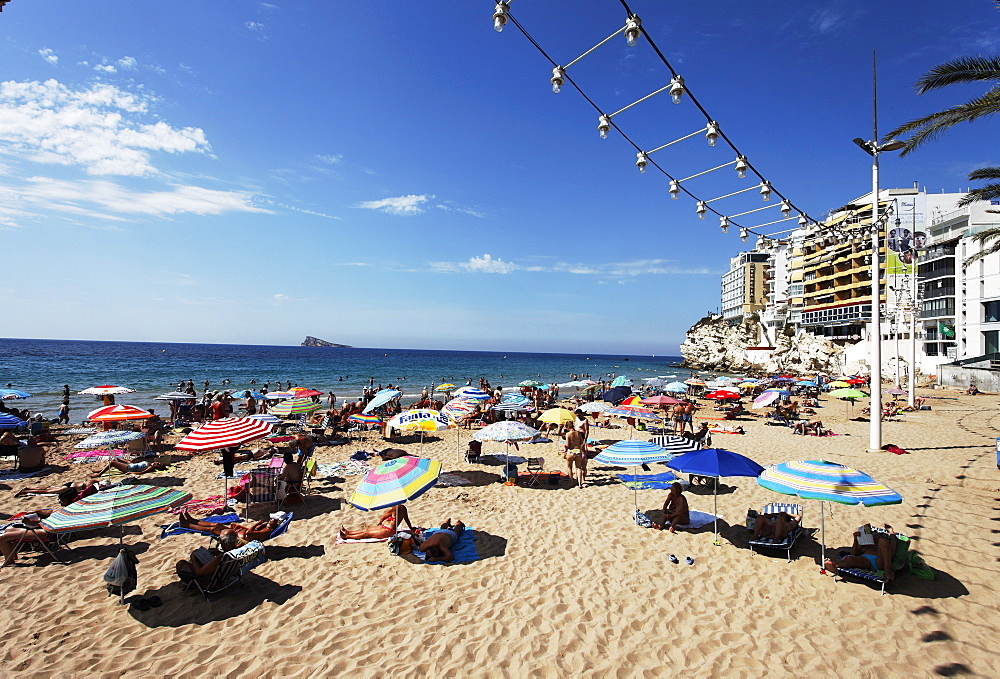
[0,467,52,481]
[437,473,474,487]
[169,495,227,515]
[412,527,481,564]
[678,510,718,529]
[315,460,370,478]
[617,471,685,490]
[336,535,391,544]
[160,512,240,539]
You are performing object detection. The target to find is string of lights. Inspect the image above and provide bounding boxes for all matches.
[491,1,873,247]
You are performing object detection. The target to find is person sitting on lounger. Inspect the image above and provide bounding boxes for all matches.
[214,446,277,465]
[93,459,166,476]
[682,422,711,443]
[752,509,802,542]
[177,513,282,543]
[0,509,60,564]
[339,504,412,540]
[420,518,466,562]
[792,419,824,436]
[175,529,240,580]
[823,524,900,581]
[652,482,689,533]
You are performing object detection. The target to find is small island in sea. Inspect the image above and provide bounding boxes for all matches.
[301,336,353,348]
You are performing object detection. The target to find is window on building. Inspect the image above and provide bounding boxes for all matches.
[986,330,999,355]
[984,300,1000,323]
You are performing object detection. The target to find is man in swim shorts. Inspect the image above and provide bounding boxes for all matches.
[653,482,689,533]
[420,518,465,562]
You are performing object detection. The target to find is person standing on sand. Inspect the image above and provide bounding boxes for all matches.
[683,400,697,434]
[563,429,588,487]
[671,402,685,435]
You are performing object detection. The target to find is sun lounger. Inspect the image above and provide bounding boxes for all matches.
[180,540,267,601]
[160,512,293,542]
[748,502,804,562]
[834,530,911,595]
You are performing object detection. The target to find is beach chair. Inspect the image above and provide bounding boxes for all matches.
[834,530,911,595]
[0,522,65,567]
[747,502,804,562]
[180,540,268,601]
[302,457,318,493]
[522,457,545,487]
[161,512,293,545]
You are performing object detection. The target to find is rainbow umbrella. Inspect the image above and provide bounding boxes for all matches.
[349,456,442,511]
[88,404,152,422]
[41,484,192,536]
[757,459,902,567]
[349,413,383,426]
[269,398,323,416]
[594,440,672,517]
[441,397,480,456]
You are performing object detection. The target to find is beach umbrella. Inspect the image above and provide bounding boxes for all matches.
[650,435,703,455]
[175,417,274,452]
[752,391,781,409]
[664,381,688,393]
[0,413,27,430]
[78,385,136,396]
[518,379,543,388]
[643,377,668,388]
[155,391,196,401]
[601,386,632,404]
[501,394,532,406]
[348,413,383,426]
[704,390,739,400]
[74,430,145,449]
[642,395,682,406]
[558,380,591,390]
[827,381,851,388]
[685,379,706,387]
[442,397,479,419]
[265,391,296,400]
[246,413,282,425]
[579,401,612,414]
[594,440,673,517]
[492,402,528,415]
[0,389,32,399]
[289,388,323,398]
[538,408,575,425]
[349,456,442,511]
[474,421,539,479]
[609,376,632,388]
[667,448,765,544]
[763,388,791,396]
[846,378,867,385]
[828,388,867,399]
[619,395,645,406]
[362,389,403,414]
[436,383,456,392]
[886,387,908,396]
[452,387,491,401]
[387,409,451,454]
[227,390,265,400]
[757,459,902,568]
[41,484,192,537]
[269,398,322,417]
[88,404,152,422]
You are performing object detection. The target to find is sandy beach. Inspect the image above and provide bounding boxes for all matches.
[0,389,997,678]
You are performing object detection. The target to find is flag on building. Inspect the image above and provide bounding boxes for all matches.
[939,321,955,339]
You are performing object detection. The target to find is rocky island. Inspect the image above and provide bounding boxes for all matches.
[301,336,353,348]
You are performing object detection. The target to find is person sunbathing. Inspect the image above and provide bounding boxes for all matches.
[175,529,240,580]
[15,478,119,501]
[0,509,59,565]
[752,510,801,543]
[652,482,689,533]
[420,518,465,562]
[339,504,412,540]
[824,524,900,580]
[792,419,824,436]
[177,512,282,543]
[213,446,276,465]
[93,459,166,476]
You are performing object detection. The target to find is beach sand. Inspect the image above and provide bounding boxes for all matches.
[0,390,997,677]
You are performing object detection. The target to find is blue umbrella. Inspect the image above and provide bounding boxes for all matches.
[362,389,402,414]
[0,413,27,430]
[595,440,673,518]
[452,387,491,401]
[667,448,765,544]
[664,381,688,393]
[601,386,632,404]
[610,376,632,388]
[230,390,265,400]
[0,389,32,399]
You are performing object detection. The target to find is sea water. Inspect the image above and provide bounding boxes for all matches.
[1,338,693,420]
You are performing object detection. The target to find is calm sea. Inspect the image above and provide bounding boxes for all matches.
[1,338,696,420]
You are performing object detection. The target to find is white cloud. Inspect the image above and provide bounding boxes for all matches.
[434,201,486,219]
[430,254,519,274]
[273,202,341,220]
[809,8,845,34]
[245,21,265,31]
[94,64,117,73]
[356,194,432,216]
[0,79,211,176]
[117,56,138,70]
[272,293,290,304]
[428,256,715,276]
[314,153,343,165]
[38,49,58,66]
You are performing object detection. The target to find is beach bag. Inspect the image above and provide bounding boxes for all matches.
[634,510,653,528]
[104,547,139,597]
[388,532,413,556]
[746,509,758,531]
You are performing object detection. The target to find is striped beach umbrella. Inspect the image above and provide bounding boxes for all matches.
[155,391,196,401]
[757,459,902,567]
[502,394,531,406]
[0,389,32,399]
[578,401,611,414]
[595,440,673,517]
[610,376,632,387]
[246,413,282,425]
[88,404,152,422]
[650,435,703,454]
[452,387,491,401]
[0,413,27,430]
[78,385,136,396]
[436,383,456,392]
[518,380,543,388]
[442,397,479,419]
[175,417,274,452]
[269,398,322,416]
[348,413,383,426]
[362,389,403,414]
[41,484,192,535]
[492,402,528,413]
[74,430,145,449]
[752,391,781,409]
[349,456,442,511]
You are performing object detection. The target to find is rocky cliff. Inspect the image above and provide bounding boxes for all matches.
[301,336,353,348]
[680,315,845,374]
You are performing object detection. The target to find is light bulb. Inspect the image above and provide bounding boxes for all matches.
[493,2,509,32]
[706,121,720,147]
[740,227,748,242]
[735,156,748,179]
[780,199,791,218]
[759,181,771,202]
[625,16,641,47]
[597,115,611,140]
[636,151,648,174]
[669,180,680,200]
[696,201,707,219]
[719,216,729,233]
[550,66,565,94]
[669,75,685,105]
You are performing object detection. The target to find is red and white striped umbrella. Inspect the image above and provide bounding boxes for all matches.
[87,404,152,422]
[174,417,274,452]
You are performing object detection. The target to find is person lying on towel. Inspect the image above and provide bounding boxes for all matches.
[93,459,166,476]
[824,524,900,581]
[420,518,466,562]
[752,510,801,543]
[339,504,412,541]
[652,482,689,533]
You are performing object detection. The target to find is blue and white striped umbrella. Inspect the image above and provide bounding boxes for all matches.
[594,440,672,467]
[502,394,531,406]
[0,413,27,430]
[610,376,633,387]
[247,413,282,425]
[74,430,146,449]
[664,381,688,393]
[452,387,491,401]
[493,402,528,412]
[362,389,402,414]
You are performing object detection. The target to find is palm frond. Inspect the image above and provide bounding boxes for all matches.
[964,234,1000,266]
[916,56,1000,93]
[968,226,1000,244]
[885,88,1000,155]
[967,166,1000,181]
[958,182,1000,206]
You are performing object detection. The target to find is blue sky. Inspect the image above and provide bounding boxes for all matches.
[1,0,997,355]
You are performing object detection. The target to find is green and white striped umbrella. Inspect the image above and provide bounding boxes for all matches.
[41,484,192,534]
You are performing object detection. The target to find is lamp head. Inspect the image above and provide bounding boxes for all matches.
[879,139,906,152]
[852,138,874,156]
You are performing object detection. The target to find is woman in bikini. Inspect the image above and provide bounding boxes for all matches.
[177,512,283,543]
[339,503,412,540]
[563,429,588,488]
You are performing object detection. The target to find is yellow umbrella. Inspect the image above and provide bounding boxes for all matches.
[538,408,576,425]
[436,383,456,392]
[828,380,851,388]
